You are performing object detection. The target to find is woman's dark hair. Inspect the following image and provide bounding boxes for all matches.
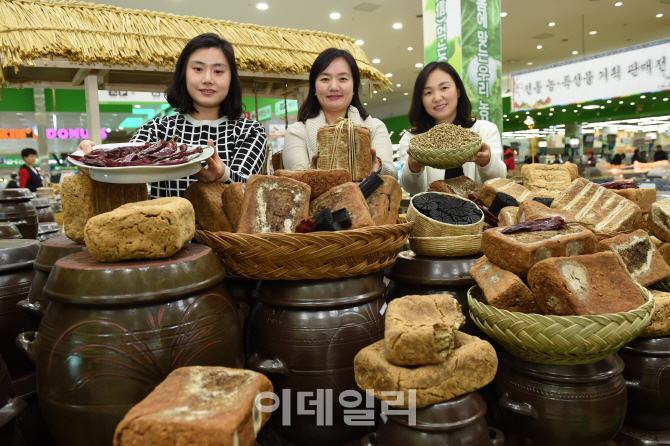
[297,48,369,123]
[21,148,37,158]
[166,33,243,119]
[408,61,476,134]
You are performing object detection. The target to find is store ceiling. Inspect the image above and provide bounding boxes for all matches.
[87,0,670,122]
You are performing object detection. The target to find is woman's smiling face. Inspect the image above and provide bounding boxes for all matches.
[315,57,354,118]
[185,47,231,118]
[421,68,460,125]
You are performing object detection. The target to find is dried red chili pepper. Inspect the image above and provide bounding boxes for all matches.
[501,216,565,234]
[601,181,639,190]
[71,140,204,168]
[295,218,316,233]
[468,194,499,227]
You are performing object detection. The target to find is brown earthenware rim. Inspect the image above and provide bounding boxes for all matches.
[385,250,479,286]
[0,222,22,240]
[253,273,385,307]
[388,391,487,432]
[44,243,226,305]
[34,235,86,272]
[497,348,624,383]
[621,335,670,356]
[0,239,40,272]
[37,222,61,234]
[0,189,34,201]
[30,198,51,209]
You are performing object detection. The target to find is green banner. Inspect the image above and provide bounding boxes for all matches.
[423,0,502,136]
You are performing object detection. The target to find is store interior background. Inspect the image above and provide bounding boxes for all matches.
[1,0,669,178]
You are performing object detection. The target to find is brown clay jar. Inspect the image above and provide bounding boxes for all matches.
[0,240,39,389]
[0,189,38,240]
[0,222,22,240]
[618,336,670,431]
[30,198,55,223]
[17,244,245,446]
[496,348,627,446]
[17,235,87,331]
[614,424,670,446]
[247,274,386,446]
[385,251,482,337]
[0,353,27,446]
[361,391,504,446]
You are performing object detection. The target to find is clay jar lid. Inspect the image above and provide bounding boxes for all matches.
[0,189,33,202]
[0,239,40,272]
[31,198,52,209]
[0,222,22,240]
[44,243,225,306]
[497,348,624,384]
[389,391,487,432]
[253,273,385,307]
[385,250,479,286]
[622,335,670,356]
[33,235,87,272]
[38,222,60,235]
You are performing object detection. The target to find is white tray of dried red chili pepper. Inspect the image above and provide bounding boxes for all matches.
[68,141,214,184]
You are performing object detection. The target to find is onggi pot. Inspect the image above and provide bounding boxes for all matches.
[496,349,627,446]
[0,352,27,446]
[361,391,504,446]
[384,251,482,337]
[247,274,386,446]
[0,189,38,240]
[618,335,670,431]
[30,198,55,224]
[17,244,245,446]
[17,235,87,331]
[0,240,39,388]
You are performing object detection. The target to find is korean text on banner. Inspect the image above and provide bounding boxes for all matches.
[511,38,670,111]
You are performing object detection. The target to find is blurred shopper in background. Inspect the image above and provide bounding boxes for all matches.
[503,145,515,171]
[654,145,668,162]
[18,148,43,192]
[6,174,18,189]
[586,150,596,167]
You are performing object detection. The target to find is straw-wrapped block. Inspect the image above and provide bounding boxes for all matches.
[551,178,642,233]
[517,199,575,223]
[62,174,148,244]
[498,207,519,227]
[354,332,497,409]
[482,224,598,276]
[528,252,646,316]
[597,229,670,287]
[237,175,310,234]
[84,197,195,262]
[384,294,465,366]
[612,188,656,214]
[641,290,670,337]
[274,169,352,200]
[309,182,374,229]
[470,256,540,313]
[428,176,482,198]
[316,122,371,182]
[521,164,573,198]
[114,367,272,446]
[367,175,402,225]
[480,178,538,207]
[221,183,245,232]
[648,198,670,243]
[183,182,233,232]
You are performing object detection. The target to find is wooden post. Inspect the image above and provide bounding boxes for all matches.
[84,74,102,144]
[32,88,50,177]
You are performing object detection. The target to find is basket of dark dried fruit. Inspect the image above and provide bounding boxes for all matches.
[406,192,484,237]
[408,123,482,170]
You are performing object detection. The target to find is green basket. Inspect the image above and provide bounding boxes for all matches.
[468,284,654,365]
[409,137,482,170]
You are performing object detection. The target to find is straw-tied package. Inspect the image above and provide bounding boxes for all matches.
[317,118,371,182]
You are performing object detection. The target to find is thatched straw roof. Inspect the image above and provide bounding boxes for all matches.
[0,0,391,89]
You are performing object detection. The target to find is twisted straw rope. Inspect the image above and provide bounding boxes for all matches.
[0,0,391,88]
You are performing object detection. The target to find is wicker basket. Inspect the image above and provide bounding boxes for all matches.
[409,234,482,257]
[195,222,413,281]
[406,192,483,237]
[468,284,654,365]
[408,137,482,170]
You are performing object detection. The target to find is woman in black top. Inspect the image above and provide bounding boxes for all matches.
[18,148,44,192]
[77,33,267,198]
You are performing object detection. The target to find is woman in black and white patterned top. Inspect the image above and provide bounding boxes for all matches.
[77,33,267,199]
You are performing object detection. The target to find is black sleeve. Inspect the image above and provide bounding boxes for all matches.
[227,119,267,183]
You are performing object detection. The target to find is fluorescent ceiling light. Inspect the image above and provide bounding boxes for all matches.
[583,105,600,109]
[537,45,542,49]
[657,13,664,18]
[396,84,400,87]
[383,98,387,101]
[572,51,578,55]
[386,73,392,77]
[372,59,380,63]
[415,63,423,68]
[256,3,268,10]
[548,22,555,26]
[407,47,413,51]
[355,40,364,45]
[500,12,507,17]
[615,2,623,6]
[393,23,403,29]
[330,12,340,19]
